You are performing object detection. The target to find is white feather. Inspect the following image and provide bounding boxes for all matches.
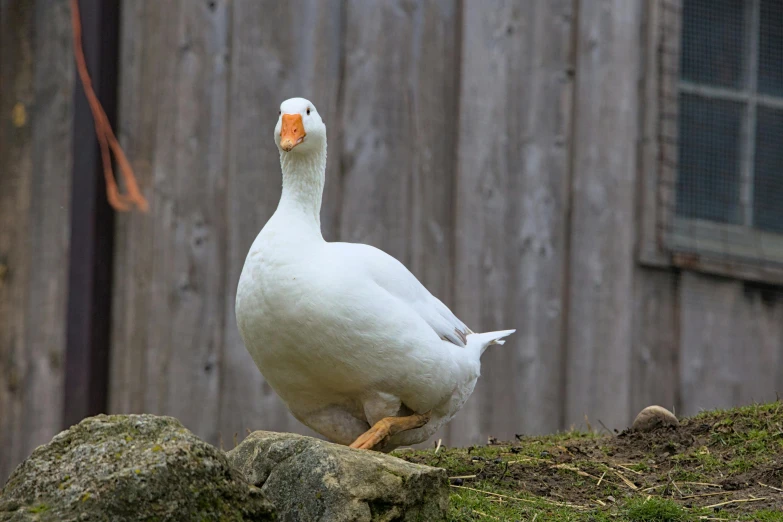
[236,97,515,450]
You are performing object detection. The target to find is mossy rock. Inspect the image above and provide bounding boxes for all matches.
[0,414,274,521]
[226,431,448,522]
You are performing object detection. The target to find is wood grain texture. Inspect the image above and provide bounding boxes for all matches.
[338,0,460,447]
[338,0,458,263]
[637,0,682,267]
[0,0,73,481]
[218,0,343,444]
[564,0,643,431]
[88,0,783,449]
[679,272,783,415]
[110,0,174,417]
[630,268,680,418]
[111,0,230,443]
[449,0,575,445]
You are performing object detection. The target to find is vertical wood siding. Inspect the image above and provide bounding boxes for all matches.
[3,0,783,482]
[0,0,74,483]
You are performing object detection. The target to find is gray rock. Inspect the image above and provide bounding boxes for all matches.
[0,414,274,522]
[632,405,680,432]
[226,431,448,522]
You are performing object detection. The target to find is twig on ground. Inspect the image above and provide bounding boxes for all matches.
[615,463,643,476]
[471,509,499,520]
[498,461,510,482]
[758,481,783,493]
[450,484,588,510]
[615,471,639,490]
[508,456,550,464]
[702,497,767,509]
[597,418,613,435]
[553,464,599,481]
[679,492,725,500]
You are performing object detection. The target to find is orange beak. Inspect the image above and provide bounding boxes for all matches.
[280,113,306,151]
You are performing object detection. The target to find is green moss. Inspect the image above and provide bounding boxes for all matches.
[27,504,50,514]
[396,402,783,521]
[2,414,274,521]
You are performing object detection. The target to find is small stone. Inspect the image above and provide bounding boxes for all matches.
[450,478,464,486]
[227,431,448,522]
[632,405,680,432]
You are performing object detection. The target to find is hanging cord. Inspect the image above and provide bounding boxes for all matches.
[70,0,148,212]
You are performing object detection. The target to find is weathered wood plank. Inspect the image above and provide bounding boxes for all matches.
[63,0,120,430]
[564,0,643,431]
[0,0,35,483]
[630,268,680,417]
[111,0,230,443]
[338,0,458,262]
[338,0,460,446]
[0,0,73,481]
[109,0,166,417]
[679,272,783,415]
[637,0,682,267]
[218,0,343,444]
[449,0,575,445]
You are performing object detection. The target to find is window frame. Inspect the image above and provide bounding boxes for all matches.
[637,0,783,285]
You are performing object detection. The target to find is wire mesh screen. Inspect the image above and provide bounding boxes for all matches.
[659,0,783,276]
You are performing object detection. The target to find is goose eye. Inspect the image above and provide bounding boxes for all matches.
[306,108,311,115]
[278,110,281,116]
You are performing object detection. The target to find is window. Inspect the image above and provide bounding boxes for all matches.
[641,0,783,283]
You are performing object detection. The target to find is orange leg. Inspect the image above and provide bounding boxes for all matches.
[349,411,432,451]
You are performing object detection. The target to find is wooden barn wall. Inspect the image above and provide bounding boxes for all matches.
[4,0,783,483]
[108,0,783,450]
[0,0,74,482]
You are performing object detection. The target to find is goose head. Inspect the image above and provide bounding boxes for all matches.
[275,97,326,154]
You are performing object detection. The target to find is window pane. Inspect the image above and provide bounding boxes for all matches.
[677,93,743,224]
[758,0,783,97]
[681,0,746,89]
[753,107,783,233]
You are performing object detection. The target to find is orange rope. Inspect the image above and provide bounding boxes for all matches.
[70,0,148,212]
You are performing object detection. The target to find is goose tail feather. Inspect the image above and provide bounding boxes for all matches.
[466,329,516,357]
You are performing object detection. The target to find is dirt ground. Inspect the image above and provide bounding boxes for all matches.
[398,402,783,521]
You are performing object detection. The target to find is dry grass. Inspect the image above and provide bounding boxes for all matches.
[394,402,783,521]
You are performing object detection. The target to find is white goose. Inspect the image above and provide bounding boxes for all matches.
[236,97,515,451]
